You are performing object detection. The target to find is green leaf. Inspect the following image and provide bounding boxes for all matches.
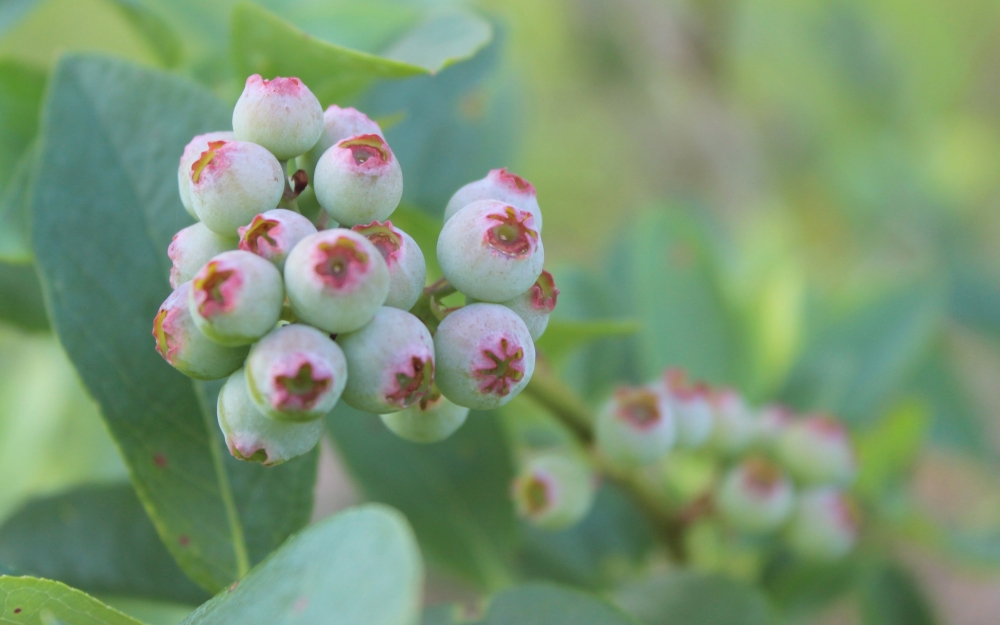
[326,403,517,590]
[779,285,944,425]
[0,0,39,38]
[31,54,317,592]
[536,319,641,363]
[855,399,930,497]
[860,564,937,625]
[0,59,45,263]
[762,556,858,617]
[607,207,736,385]
[231,3,492,106]
[183,505,423,625]
[0,261,47,331]
[0,576,144,625]
[948,265,1000,342]
[0,484,208,605]
[0,143,38,263]
[478,583,639,625]
[615,571,773,625]
[104,0,183,67]
[515,484,655,590]
[421,605,459,625]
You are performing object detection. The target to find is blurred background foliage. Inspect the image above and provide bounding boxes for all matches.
[1,0,1000,623]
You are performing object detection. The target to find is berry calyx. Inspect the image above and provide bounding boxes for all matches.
[314,237,369,290]
[529,270,559,312]
[178,131,234,219]
[475,337,525,396]
[595,385,676,468]
[238,209,317,270]
[192,261,239,318]
[484,206,538,258]
[272,359,333,412]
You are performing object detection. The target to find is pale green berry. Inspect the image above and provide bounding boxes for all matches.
[492,269,559,340]
[716,457,795,534]
[708,389,757,455]
[232,75,323,160]
[177,130,235,220]
[189,139,285,237]
[168,222,237,288]
[313,134,403,226]
[444,168,543,231]
[351,220,426,310]
[776,414,856,486]
[245,324,348,422]
[786,487,859,560]
[434,303,536,410]
[218,369,324,466]
[303,105,383,180]
[437,200,544,302]
[660,369,713,448]
[512,453,595,531]
[380,388,469,444]
[756,404,793,449]
[595,385,676,468]
[238,208,317,271]
[336,307,435,414]
[187,250,284,346]
[283,229,390,333]
[152,282,248,380]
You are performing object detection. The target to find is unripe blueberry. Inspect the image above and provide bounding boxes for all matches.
[660,369,713,448]
[283,229,390,333]
[336,307,435,414]
[245,324,347,422]
[708,389,757,455]
[776,414,856,486]
[786,488,859,560]
[238,208,317,271]
[178,131,235,219]
[716,457,795,534]
[511,453,595,531]
[495,270,559,340]
[437,200,544,302]
[595,386,676,468]
[218,369,323,466]
[232,75,323,161]
[444,168,543,231]
[756,404,793,448]
[187,250,284,346]
[168,222,237,288]
[313,134,403,226]
[152,282,249,380]
[189,140,285,237]
[380,388,469,444]
[352,220,426,310]
[434,303,536,410]
[304,105,383,178]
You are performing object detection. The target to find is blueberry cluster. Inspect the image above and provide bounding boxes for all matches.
[513,369,860,561]
[154,75,556,465]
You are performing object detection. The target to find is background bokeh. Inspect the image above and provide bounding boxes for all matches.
[2,0,1000,623]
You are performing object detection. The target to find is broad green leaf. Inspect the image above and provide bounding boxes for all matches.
[860,564,937,625]
[779,285,944,425]
[0,261,47,330]
[515,484,655,590]
[361,32,516,214]
[948,264,1000,342]
[183,505,423,625]
[762,556,858,617]
[479,583,639,625]
[0,484,208,605]
[905,349,989,456]
[421,606,458,625]
[855,399,930,497]
[31,55,317,592]
[98,599,192,625]
[0,576,143,625]
[536,319,641,363]
[105,0,182,67]
[0,144,37,263]
[326,403,517,590]
[231,3,492,106]
[607,207,736,385]
[0,59,45,263]
[616,571,772,625]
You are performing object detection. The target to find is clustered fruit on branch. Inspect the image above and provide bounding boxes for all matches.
[512,369,860,562]
[153,75,557,465]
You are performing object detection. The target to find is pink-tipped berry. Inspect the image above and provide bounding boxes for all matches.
[177,130,235,219]
[168,222,237,288]
[595,386,676,468]
[238,208,317,271]
[776,414,856,486]
[351,220,426,310]
[495,270,559,340]
[708,388,757,455]
[717,457,796,533]
[336,307,435,414]
[232,75,324,160]
[445,168,543,231]
[187,250,284,346]
[786,487,860,560]
[437,200,544,302]
[512,453,595,531]
[659,369,714,448]
[313,134,403,226]
[380,387,469,444]
[433,303,536,410]
[245,324,347,422]
[304,105,383,178]
[283,229,390,333]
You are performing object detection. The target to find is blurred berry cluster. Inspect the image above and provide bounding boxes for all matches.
[513,368,860,562]
[154,75,556,465]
